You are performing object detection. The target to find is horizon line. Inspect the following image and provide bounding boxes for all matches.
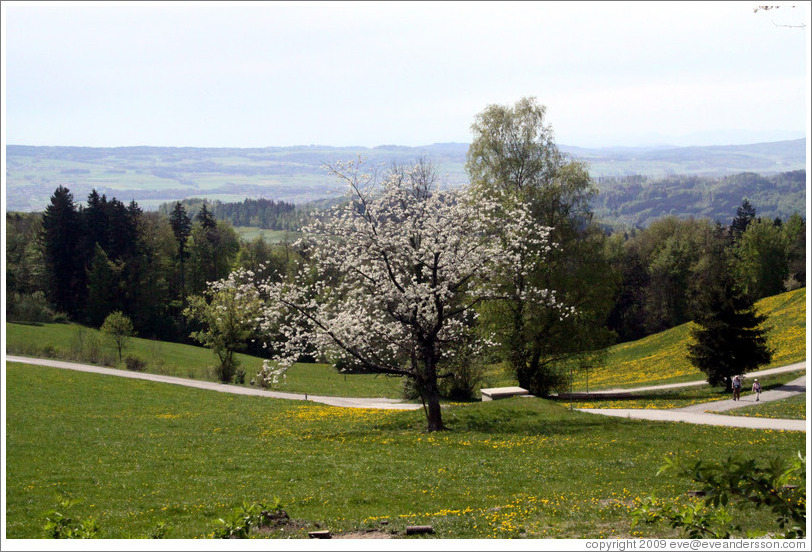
[6,136,808,151]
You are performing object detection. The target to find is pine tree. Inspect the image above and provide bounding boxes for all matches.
[40,186,84,317]
[687,267,772,391]
[105,198,137,261]
[729,198,756,243]
[82,189,109,263]
[169,202,192,299]
[196,203,217,230]
[85,243,119,327]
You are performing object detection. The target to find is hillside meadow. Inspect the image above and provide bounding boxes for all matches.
[4,363,805,539]
[4,322,404,399]
[8,288,804,403]
[569,288,806,391]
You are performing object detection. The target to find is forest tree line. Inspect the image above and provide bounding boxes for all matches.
[592,170,805,229]
[156,197,306,231]
[5,182,805,355]
[6,189,297,352]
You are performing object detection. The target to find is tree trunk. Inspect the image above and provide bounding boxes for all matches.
[421,349,446,432]
[424,382,445,432]
[515,363,532,391]
[510,296,530,389]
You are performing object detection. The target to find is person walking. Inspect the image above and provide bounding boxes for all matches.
[752,378,762,402]
[732,375,742,401]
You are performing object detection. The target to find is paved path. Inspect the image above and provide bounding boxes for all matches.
[5,355,423,410]
[7,355,806,430]
[580,374,807,432]
[678,375,806,413]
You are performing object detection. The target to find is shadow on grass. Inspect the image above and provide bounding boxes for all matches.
[773,384,804,393]
[370,397,616,437]
[551,389,732,404]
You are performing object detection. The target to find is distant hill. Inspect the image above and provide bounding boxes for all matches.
[4,139,806,215]
[568,139,806,179]
[592,170,806,229]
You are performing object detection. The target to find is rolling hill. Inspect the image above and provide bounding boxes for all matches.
[4,139,806,223]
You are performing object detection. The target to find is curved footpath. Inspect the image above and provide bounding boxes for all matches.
[6,355,807,430]
[584,362,806,394]
[5,355,423,410]
[580,374,807,432]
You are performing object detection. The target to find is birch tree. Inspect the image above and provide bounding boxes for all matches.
[467,97,614,395]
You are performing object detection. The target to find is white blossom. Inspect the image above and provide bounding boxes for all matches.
[242,160,567,429]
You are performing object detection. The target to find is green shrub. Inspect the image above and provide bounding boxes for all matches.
[213,499,287,539]
[6,292,57,324]
[214,358,238,384]
[149,521,169,539]
[632,452,806,539]
[123,354,146,372]
[42,493,99,539]
[438,360,486,401]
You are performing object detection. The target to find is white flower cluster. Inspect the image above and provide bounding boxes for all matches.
[256,359,287,389]
[248,161,564,380]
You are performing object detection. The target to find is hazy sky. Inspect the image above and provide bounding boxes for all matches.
[2,1,810,148]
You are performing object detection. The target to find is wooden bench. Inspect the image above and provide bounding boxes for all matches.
[480,386,530,401]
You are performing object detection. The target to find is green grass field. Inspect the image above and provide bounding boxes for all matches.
[4,363,805,539]
[234,226,302,244]
[722,394,807,421]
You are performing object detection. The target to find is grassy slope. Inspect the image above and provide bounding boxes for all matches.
[5,363,805,539]
[233,227,302,244]
[4,322,404,398]
[5,288,806,399]
[572,288,806,391]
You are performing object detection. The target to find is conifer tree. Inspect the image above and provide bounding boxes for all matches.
[687,264,772,391]
[729,198,756,243]
[169,202,192,299]
[40,186,84,317]
[85,243,120,327]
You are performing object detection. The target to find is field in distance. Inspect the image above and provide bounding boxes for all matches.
[6,140,805,212]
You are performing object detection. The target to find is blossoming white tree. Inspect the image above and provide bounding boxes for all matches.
[255,159,561,431]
